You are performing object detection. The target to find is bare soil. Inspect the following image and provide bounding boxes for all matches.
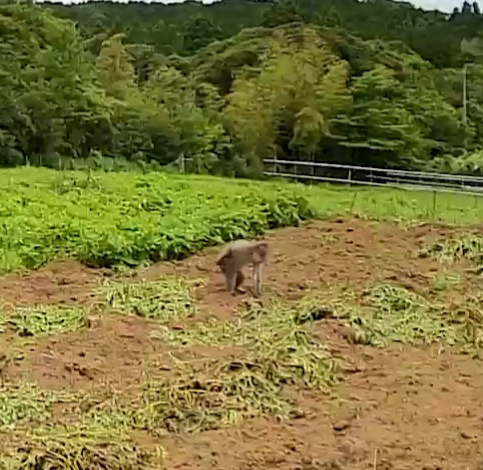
[165,342,483,470]
[1,218,483,469]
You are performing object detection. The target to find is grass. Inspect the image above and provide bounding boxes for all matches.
[98,276,199,321]
[305,183,483,224]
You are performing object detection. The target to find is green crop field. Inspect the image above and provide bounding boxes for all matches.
[0,168,317,273]
[0,167,482,274]
[2,168,483,469]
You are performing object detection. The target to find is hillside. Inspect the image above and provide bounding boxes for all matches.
[44,0,483,67]
[2,0,483,174]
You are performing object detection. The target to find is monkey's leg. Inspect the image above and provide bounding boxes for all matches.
[234,270,245,293]
[224,261,238,294]
[253,264,262,298]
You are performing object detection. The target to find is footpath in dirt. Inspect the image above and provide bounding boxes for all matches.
[1,218,482,469]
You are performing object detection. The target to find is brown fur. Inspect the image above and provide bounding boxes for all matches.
[216,240,269,298]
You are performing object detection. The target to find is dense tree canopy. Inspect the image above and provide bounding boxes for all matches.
[2,0,483,174]
[44,0,483,68]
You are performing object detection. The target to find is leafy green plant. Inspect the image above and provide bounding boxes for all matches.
[0,169,316,273]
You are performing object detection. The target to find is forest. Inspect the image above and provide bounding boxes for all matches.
[2,0,483,175]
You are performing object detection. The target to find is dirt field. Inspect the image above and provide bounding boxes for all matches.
[1,217,483,469]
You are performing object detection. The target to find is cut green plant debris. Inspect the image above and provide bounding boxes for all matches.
[153,298,339,392]
[0,438,164,470]
[99,277,198,321]
[319,234,337,246]
[0,383,72,429]
[336,283,465,347]
[135,360,298,434]
[0,296,339,443]
[430,271,461,292]
[136,298,339,432]
[364,284,427,314]
[419,235,483,266]
[0,306,89,337]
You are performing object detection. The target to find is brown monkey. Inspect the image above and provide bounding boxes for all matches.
[216,239,269,298]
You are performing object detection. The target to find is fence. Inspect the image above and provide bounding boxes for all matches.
[263,158,483,197]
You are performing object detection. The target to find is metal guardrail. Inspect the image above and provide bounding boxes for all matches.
[263,159,483,197]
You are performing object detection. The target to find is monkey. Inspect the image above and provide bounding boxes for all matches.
[215,239,269,298]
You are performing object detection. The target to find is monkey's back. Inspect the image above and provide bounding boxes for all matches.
[218,239,268,268]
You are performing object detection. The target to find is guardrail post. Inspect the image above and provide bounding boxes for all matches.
[432,190,437,219]
[349,191,358,214]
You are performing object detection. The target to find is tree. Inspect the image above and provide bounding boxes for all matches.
[183,16,223,54]
[261,0,304,27]
[96,33,137,100]
[331,65,425,168]
[462,1,473,14]
[0,2,112,164]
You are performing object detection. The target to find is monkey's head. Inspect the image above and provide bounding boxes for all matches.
[253,242,269,262]
[215,255,227,272]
